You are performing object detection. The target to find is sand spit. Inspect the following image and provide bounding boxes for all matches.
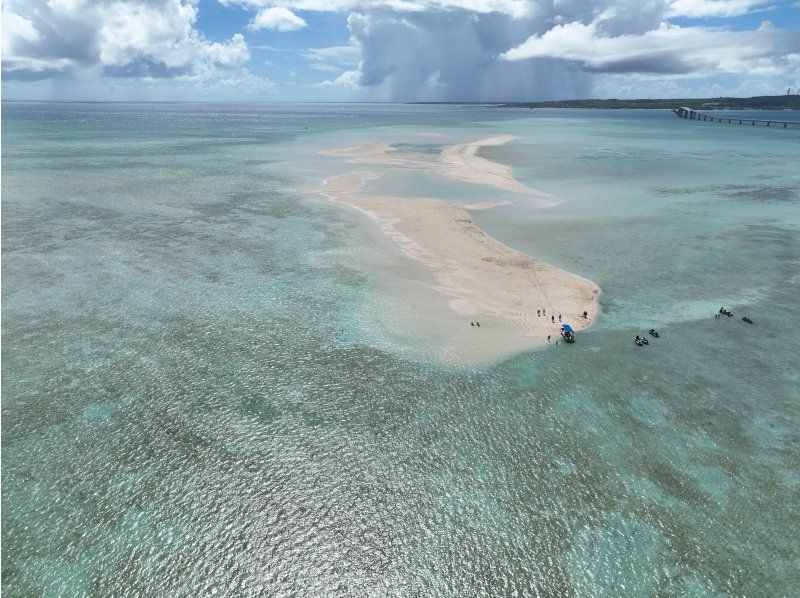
[315,162,600,364]
[438,136,559,203]
[323,136,561,208]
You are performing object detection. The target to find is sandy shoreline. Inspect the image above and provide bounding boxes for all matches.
[313,137,601,364]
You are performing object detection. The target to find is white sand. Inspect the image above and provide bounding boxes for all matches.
[323,135,561,207]
[313,149,601,365]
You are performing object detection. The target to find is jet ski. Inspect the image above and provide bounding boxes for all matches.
[634,335,648,346]
[648,329,660,338]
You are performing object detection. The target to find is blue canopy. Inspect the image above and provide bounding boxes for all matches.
[561,324,574,334]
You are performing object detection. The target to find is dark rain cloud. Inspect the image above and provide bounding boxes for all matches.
[348,9,592,101]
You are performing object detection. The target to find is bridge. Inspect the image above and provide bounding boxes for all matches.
[673,107,800,128]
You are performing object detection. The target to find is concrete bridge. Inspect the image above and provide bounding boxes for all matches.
[673,107,800,128]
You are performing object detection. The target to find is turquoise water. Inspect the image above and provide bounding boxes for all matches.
[3,103,799,595]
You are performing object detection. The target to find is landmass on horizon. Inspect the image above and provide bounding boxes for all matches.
[411,94,800,110]
[498,94,800,110]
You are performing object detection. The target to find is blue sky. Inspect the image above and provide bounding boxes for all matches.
[3,0,799,101]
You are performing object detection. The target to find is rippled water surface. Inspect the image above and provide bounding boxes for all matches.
[3,103,799,596]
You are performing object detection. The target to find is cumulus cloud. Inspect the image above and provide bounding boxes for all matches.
[4,0,798,100]
[501,20,800,76]
[313,1,686,100]
[316,68,362,87]
[339,9,594,101]
[2,12,41,49]
[2,0,251,81]
[322,1,797,100]
[248,7,307,31]
[221,0,535,18]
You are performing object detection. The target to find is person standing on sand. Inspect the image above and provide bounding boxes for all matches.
[543,309,546,316]
[558,314,561,321]
[551,315,555,323]
[547,335,551,342]
[537,309,540,316]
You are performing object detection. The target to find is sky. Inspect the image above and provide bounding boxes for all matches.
[3,0,800,101]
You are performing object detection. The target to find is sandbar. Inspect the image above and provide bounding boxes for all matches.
[313,143,601,364]
[324,136,561,207]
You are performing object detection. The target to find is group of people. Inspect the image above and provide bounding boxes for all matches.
[536,309,562,323]
[537,308,589,320]
[469,307,589,342]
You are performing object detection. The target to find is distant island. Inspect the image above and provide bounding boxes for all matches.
[501,94,800,110]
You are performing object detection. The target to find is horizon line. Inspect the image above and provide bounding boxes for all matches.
[3,94,797,105]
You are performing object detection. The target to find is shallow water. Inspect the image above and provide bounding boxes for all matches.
[3,103,799,595]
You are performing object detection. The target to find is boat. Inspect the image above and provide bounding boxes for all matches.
[742,317,753,324]
[635,335,649,346]
[649,329,660,338]
[560,323,575,343]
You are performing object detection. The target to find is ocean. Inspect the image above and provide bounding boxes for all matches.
[3,102,799,595]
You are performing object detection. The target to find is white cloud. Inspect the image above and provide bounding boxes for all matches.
[2,0,252,81]
[316,67,362,87]
[666,0,772,18]
[97,1,200,68]
[2,11,41,49]
[221,0,535,19]
[301,43,361,75]
[248,7,307,31]
[502,20,799,77]
[5,0,799,101]
[1,10,49,75]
